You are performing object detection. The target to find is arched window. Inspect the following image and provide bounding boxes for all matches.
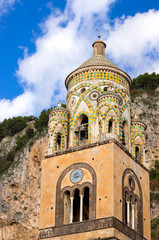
[73,189,80,222]
[122,169,143,235]
[108,119,113,133]
[135,146,140,161]
[64,191,71,224]
[122,121,128,146]
[75,115,88,145]
[56,163,96,226]
[83,187,89,220]
[56,134,62,150]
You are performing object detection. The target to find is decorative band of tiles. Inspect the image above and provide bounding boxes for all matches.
[49,117,69,123]
[68,71,129,90]
[50,121,68,136]
[131,125,145,131]
[119,117,128,141]
[131,133,145,144]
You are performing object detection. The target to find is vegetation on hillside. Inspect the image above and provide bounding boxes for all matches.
[150,160,159,239]
[0,109,49,174]
[132,72,159,91]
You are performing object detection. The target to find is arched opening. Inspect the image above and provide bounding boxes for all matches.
[80,88,86,94]
[73,189,80,222]
[63,191,71,224]
[56,134,62,150]
[75,115,88,145]
[125,192,128,225]
[122,121,128,146]
[135,198,138,231]
[108,119,113,133]
[83,187,89,221]
[135,146,140,161]
[103,86,108,92]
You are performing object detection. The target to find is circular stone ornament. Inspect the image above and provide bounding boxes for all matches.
[70,169,83,183]
[70,97,76,107]
[89,91,100,100]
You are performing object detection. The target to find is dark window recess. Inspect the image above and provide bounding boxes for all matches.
[83,187,89,220]
[73,189,80,222]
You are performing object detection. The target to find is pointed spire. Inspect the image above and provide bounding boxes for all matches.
[58,100,62,108]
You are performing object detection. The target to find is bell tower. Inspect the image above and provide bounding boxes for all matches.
[39,39,151,240]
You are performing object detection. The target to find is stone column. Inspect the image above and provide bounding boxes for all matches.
[127,201,130,226]
[132,204,135,229]
[70,197,74,223]
[80,195,84,222]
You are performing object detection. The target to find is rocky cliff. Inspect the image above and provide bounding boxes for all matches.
[0,89,158,240]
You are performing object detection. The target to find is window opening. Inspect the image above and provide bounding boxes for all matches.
[73,189,80,222]
[83,187,89,220]
[56,134,62,150]
[135,146,140,161]
[122,121,128,146]
[64,191,71,224]
[79,116,88,141]
[108,119,113,133]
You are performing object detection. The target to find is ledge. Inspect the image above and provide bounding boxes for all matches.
[38,217,146,240]
[45,139,149,173]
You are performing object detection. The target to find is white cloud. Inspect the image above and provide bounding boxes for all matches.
[0,1,159,121]
[105,9,159,77]
[0,0,115,121]
[0,0,17,17]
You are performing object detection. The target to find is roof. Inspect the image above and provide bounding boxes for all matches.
[78,54,119,70]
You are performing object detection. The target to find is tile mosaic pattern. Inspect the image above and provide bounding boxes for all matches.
[50,121,68,136]
[131,132,145,144]
[131,125,144,132]
[119,117,128,142]
[68,71,129,90]
[49,112,69,123]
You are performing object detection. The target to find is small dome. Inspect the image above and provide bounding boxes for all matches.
[78,55,119,70]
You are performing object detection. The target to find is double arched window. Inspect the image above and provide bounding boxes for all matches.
[122,169,143,235]
[55,163,96,226]
[63,186,90,224]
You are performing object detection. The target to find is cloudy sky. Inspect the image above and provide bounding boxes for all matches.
[0,0,158,121]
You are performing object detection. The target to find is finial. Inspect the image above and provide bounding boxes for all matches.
[97,30,101,39]
[58,100,62,108]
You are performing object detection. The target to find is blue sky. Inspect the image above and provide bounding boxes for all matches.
[0,0,159,120]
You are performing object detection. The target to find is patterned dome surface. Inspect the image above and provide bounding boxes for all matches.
[78,54,119,69]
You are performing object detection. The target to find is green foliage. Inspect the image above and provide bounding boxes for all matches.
[16,135,28,151]
[139,112,146,119]
[150,192,159,202]
[151,216,159,239]
[0,116,34,141]
[132,72,159,91]
[34,109,48,132]
[150,160,159,191]
[26,128,34,138]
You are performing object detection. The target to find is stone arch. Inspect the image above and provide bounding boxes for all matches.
[122,168,143,235]
[72,111,91,145]
[132,142,144,164]
[131,133,145,144]
[104,108,119,134]
[53,131,65,151]
[51,121,68,136]
[55,163,96,226]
